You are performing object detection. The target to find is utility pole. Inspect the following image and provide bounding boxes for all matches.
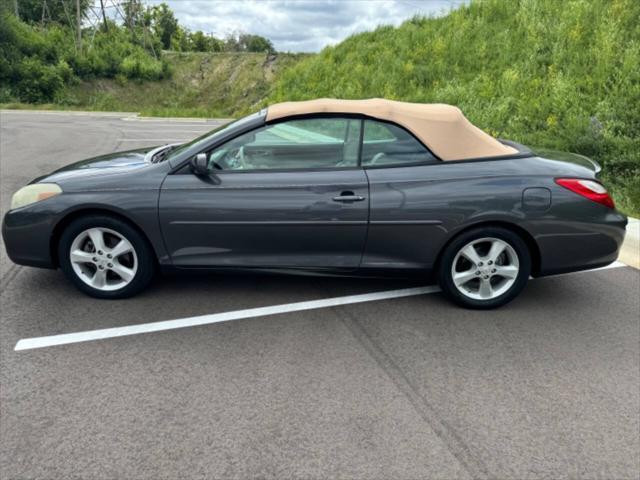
[14,0,19,18]
[126,0,135,32]
[76,0,82,54]
[99,0,109,32]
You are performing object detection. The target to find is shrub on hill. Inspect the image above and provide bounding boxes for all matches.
[0,13,168,102]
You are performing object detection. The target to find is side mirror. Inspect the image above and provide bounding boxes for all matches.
[190,153,208,175]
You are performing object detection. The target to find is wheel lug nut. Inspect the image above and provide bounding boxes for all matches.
[108,263,113,268]
[98,265,104,270]
[488,260,493,265]
[492,268,496,273]
[98,250,103,255]
[478,262,483,266]
[107,254,112,259]
[92,257,97,262]
[484,275,489,279]
[475,271,480,275]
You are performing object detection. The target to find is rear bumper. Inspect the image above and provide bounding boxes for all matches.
[533,210,627,277]
[2,207,56,269]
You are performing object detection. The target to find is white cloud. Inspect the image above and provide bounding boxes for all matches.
[144,0,469,52]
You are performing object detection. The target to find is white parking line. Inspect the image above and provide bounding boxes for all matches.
[121,120,230,126]
[119,123,222,127]
[118,138,194,142]
[121,124,217,128]
[0,109,136,117]
[14,286,440,351]
[122,117,230,123]
[121,130,211,134]
[14,262,626,351]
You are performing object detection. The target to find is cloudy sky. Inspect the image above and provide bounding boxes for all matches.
[143,0,469,52]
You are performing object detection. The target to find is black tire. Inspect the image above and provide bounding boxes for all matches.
[58,215,155,299]
[438,227,531,309]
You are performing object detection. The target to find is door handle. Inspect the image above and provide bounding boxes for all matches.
[332,191,365,202]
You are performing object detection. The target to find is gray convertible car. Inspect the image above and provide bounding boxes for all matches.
[2,99,627,308]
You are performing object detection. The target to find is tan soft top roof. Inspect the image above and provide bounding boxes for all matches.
[266,98,517,160]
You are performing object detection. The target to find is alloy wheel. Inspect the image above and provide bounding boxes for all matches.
[69,227,138,291]
[451,237,520,301]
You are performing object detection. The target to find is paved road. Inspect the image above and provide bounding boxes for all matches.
[1,111,639,479]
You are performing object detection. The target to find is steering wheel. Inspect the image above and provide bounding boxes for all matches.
[369,152,387,165]
[228,146,247,169]
[216,146,246,170]
[236,146,246,168]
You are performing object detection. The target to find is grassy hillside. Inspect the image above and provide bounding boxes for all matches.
[3,52,307,117]
[269,0,640,215]
[65,52,307,117]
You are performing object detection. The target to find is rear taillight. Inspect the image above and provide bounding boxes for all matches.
[555,178,615,209]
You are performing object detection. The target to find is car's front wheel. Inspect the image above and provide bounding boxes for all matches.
[438,227,531,309]
[58,215,155,299]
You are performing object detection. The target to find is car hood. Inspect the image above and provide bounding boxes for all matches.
[33,147,160,185]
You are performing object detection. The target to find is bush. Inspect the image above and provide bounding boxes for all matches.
[0,12,171,99]
[13,57,65,102]
[121,52,165,80]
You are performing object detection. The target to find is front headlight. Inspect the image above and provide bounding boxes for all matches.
[10,183,63,210]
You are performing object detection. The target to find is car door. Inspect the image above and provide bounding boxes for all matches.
[159,117,369,269]
[359,119,447,270]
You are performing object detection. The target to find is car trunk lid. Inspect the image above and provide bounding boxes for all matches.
[534,148,602,176]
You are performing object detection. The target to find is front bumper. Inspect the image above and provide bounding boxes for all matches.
[2,206,57,269]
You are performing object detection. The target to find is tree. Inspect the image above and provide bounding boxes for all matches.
[224,32,241,52]
[150,2,177,50]
[185,31,224,53]
[189,30,209,52]
[123,0,144,31]
[170,24,189,51]
[240,34,274,53]
[209,36,224,52]
[10,0,91,25]
[224,33,274,53]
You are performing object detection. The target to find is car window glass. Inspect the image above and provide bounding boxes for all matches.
[362,119,437,166]
[206,118,361,171]
[167,110,264,162]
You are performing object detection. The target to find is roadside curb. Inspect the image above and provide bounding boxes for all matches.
[619,217,639,269]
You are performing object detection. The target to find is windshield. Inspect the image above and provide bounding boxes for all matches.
[166,110,265,162]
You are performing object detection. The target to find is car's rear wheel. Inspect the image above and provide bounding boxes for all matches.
[58,215,155,299]
[438,227,531,309]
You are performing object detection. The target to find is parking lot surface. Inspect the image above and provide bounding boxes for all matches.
[1,111,639,479]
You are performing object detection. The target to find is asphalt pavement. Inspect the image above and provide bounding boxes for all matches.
[1,110,639,479]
